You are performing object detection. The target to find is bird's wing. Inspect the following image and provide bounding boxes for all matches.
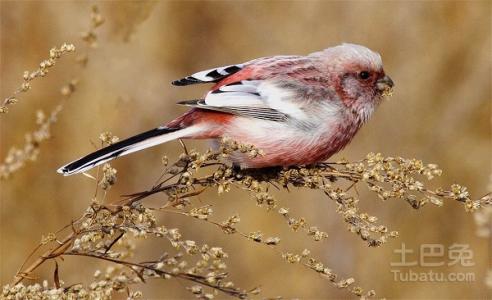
[177,98,288,122]
[172,64,245,86]
[170,55,303,86]
[177,79,289,121]
[178,79,307,122]
[176,56,329,123]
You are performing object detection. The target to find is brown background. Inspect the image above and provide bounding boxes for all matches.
[1,1,490,299]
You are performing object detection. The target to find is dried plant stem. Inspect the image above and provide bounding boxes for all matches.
[1,5,105,180]
[7,141,490,299]
[0,80,77,180]
[13,233,75,285]
[1,44,75,114]
[159,207,372,296]
[53,252,249,299]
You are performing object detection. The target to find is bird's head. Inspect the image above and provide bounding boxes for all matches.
[317,43,394,122]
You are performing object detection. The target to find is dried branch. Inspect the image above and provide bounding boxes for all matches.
[4,137,490,299]
[1,5,105,180]
[1,43,75,114]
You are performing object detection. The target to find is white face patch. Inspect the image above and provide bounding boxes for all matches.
[354,101,376,124]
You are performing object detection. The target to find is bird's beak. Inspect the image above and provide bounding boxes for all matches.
[376,75,394,93]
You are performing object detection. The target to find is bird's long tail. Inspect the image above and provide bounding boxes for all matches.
[57,126,196,176]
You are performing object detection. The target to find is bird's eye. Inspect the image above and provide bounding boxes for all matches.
[358,71,370,80]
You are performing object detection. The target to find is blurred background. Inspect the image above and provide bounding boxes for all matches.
[1,1,490,299]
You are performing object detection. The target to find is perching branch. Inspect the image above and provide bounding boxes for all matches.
[5,137,490,299]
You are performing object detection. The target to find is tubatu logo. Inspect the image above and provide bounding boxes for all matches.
[390,243,476,282]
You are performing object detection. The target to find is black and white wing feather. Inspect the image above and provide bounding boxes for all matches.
[177,80,300,122]
[178,99,288,122]
[172,64,244,86]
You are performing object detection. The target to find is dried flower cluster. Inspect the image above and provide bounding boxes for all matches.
[0,105,64,180]
[2,5,490,298]
[80,5,105,49]
[0,78,78,180]
[475,176,492,289]
[1,43,75,114]
[0,6,105,180]
[4,138,490,299]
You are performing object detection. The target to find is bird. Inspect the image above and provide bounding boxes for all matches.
[57,43,394,176]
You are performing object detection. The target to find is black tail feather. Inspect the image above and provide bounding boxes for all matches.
[58,127,179,175]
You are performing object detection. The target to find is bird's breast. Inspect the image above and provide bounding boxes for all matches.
[223,112,361,168]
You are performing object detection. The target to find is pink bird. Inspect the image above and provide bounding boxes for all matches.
[58,43,393,176]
